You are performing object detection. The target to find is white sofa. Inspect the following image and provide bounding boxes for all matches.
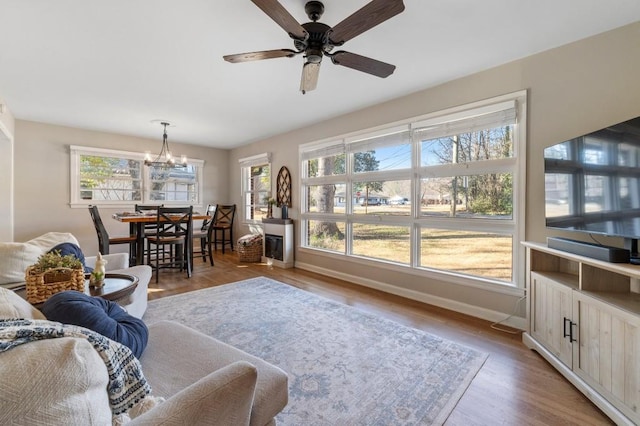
[0,287,289,425]
[0,232,150,318]
[0,232,289,424]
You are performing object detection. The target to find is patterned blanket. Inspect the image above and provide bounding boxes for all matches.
[0,318,151,415]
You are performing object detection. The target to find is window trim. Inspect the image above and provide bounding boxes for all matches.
[299,90,527,289]
[239,152,271,224]
[69,145,204,208]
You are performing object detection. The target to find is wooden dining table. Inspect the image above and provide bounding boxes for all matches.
[112,212,211,266]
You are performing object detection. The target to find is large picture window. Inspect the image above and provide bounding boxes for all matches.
[70,146,203,207]
[300,91,527,288]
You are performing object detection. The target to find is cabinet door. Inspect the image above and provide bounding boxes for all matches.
[530,272,574,367]
[573,293,640,424]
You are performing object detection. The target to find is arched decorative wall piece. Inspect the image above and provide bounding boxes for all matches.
[276,166,292,207]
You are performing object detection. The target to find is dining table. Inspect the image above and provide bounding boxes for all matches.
[112,211,211,266]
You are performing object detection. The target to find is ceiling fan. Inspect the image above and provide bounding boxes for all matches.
[223,0,405,94]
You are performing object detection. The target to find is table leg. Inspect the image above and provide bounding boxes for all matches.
[133,222,145,266]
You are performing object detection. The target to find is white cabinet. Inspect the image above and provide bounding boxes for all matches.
[530,272,575,367]
[523,242,640,425]
[573,292,640,422]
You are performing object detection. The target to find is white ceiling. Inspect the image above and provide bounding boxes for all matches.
[1,1,639,149]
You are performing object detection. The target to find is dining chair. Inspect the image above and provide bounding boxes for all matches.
[192,204,217,266]
[134,204,164,233]
[134,204,164,259]
[146,206,193,283]
[88,205,137,266]
[211,204,236,254]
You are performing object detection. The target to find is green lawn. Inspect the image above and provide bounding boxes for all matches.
[307,209,512,282]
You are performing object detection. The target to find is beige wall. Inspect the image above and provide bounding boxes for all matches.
[229,22,640,324]
[5,22,639,324]
[13,120,230,255]
[0,96,15,137]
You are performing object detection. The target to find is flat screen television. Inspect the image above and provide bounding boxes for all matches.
[544,116,640,264]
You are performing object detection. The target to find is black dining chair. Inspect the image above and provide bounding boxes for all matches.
[146,206,193,283]
[211,204,236,254]
[135,204,164,234]
[135,204,164,259]
[192,204,217,266]
[88,205,137,266]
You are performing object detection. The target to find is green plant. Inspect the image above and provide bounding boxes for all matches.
[32,250,83,273]
[91,270,104,280]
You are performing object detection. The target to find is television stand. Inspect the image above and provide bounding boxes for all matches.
[523,241,640,425]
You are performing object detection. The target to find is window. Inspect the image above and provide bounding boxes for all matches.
[239,153,271,223]
[300,91,527,288]
[148,166,200,202]
[70,146,203,207]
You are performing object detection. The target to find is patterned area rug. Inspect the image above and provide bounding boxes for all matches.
[143,277,488,425]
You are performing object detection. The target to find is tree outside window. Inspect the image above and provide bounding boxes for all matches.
[70,146,203,207]
[241,161,270,222]
[299,92,525,286]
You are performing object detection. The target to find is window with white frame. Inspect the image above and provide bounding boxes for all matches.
[299,91,527,287]
[70,145,204,207]
[239,153,271,223]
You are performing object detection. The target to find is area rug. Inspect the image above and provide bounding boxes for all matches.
[143,277,488,425]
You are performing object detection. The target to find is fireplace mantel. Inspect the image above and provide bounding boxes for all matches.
[261,218,293,225]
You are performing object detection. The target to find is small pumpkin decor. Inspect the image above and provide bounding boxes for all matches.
[25,250,85,304]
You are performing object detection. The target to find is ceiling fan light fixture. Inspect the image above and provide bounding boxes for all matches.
[300,62,320,94]
[305,49,323,64]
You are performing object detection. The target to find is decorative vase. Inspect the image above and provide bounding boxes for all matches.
[267,204,273,219]
[281,205,288,219]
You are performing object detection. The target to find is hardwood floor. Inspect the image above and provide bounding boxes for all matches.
[148,252,614,426]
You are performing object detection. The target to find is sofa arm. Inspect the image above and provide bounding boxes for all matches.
[129,361,257,426]
[85,253,128,271]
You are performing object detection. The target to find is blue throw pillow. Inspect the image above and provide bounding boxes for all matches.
[41,291,148,358]
[48,242,93,273]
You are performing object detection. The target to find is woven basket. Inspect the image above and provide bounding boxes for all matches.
[237,234,263,262]
[25,266,85,304]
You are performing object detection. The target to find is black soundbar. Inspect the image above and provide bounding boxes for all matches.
[547,237,630,263]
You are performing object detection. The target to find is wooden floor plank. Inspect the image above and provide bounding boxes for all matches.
[147,252,614,425]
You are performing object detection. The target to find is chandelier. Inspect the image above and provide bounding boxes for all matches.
[144,121,187,168]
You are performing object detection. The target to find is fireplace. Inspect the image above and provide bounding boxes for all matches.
[264,234,284,261]
[261,219,294,268]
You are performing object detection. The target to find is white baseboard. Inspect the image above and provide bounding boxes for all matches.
[295,261,527,330]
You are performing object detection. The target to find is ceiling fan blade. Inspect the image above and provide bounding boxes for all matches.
[223,49,298,63]
[251,0,307,40]
[328,0,405,45]
[300,62,320,94]
[330,51,395,78]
